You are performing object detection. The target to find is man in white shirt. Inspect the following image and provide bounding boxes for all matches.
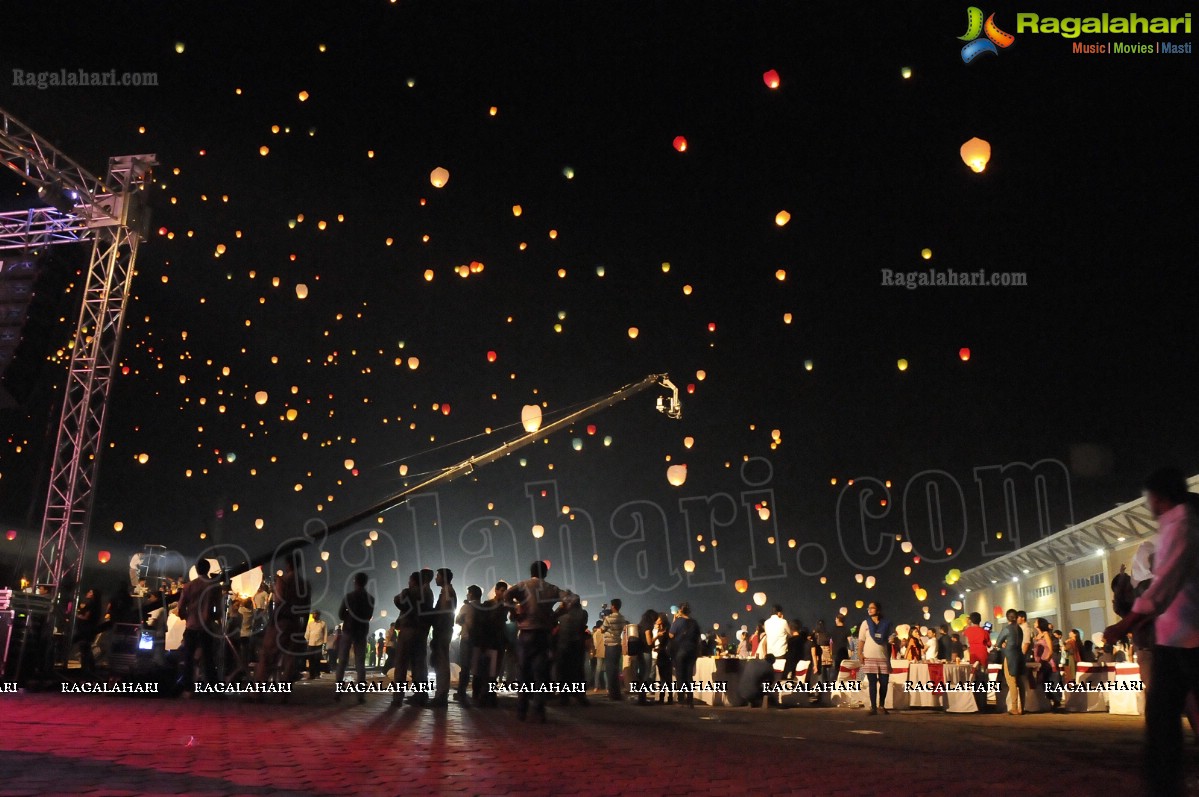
[762,605,790,673]
[1105,468,1199,797]
[304,610,328,680]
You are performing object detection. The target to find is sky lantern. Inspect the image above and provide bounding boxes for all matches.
[521,404,543,433]
[774,210,791,226]
[865,575,876,589]
[512,204,522,216]
[399,464,408,476]
[430,166,450,187]
[762,69,780,89]
[683,435,694,449]
[531,524,545,539]
[901,66,913,79]
[258,146,269,157]
[441,403,452,416]
[960,137,991,173]
[487,350,497,363]
[757,506,770,521]
[137,453,149,464]
[298,90,310,102]
[571,438,583,451]
[295,283,308,299]
[672,135,688,152]
[734,579,748,593]
[943,610,957,623]
[627,326,639,339]
[959,347,971,362]
[775,269,787,281]
[683,559,696,573]
[285,408,298,421]
[855,600,864,609]
[753,592,767,607]
[696,370,706,381]
[900,541,913,554]
[921,248,932,260]
[666,464,687,486]
[804,359,813,371]
[586,424,597,435]
[344,458,355,470]
[897,358,909,371]
[915,587,928,602]
[562,166,575,179]
[254,390,268,405]
[855,573,865,584]
[174,42,185,54]
[98,551,111,564]
[407,357,420,370]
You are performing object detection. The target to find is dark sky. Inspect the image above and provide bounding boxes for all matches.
[1,1,1195,633]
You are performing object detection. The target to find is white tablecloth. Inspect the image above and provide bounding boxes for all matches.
[889,661,978,712]
[692,657,723,706]
[1066,662,1110,712]
[1108,662,1145,716]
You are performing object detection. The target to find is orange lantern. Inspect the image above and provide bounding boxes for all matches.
[672,135,688,152]
[97,551,111,564]
[734,579,749,593]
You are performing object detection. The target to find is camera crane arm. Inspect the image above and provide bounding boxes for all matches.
[230,373,680,575]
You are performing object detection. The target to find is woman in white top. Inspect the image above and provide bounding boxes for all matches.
[858,601,894,715]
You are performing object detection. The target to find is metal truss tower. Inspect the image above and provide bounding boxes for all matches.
[0,107,155,648]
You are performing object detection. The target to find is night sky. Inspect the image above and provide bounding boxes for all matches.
[1,1,1195,634]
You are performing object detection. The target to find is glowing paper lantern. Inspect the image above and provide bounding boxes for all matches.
[757,506,770,521]
[254,391,268,405]
[672,135,688,152]
[943,609,956,623]
[901,66,912,79]
[532,524,544,539]
[571,438,583,451]
[286,408,298,421]
[407,357,420,370]
[855,573,865,584]
[959,348,971,362]
[627,327,639,339]
[5,530,16,541]
[900,541,913,554]
[683,560,696,573]
[344,459,355,470]
[774,210,791,226]
[98,551,111,564]
[865,576,876,589]
[683,436,694,449]
[804,360,813,371]
[113,522,124,532]
[295,283,309,299]
[897,358,909,371]
[175,42,185,54]
[486,350,497,363]
[921,248,932,260]
[753,592,768,607]
[915,588,928,602]
[137,453,149,464]
[762,69,780,89]
[399,464,408,476]
[666,464,688,487]
[960,137,991,173]
[734,579,749,593]
[430,167,450,188]
[521,404,543,433]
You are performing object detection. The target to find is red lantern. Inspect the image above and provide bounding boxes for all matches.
[762,69,780,89]
[686,384,695,394]
[441,403,452,416]
[586,424,597,435]
[486,350,497,363]
[672,135,688,152]
[994,606,1004,618]
[5,530,16,541]
[959,347,971,362]
[97,551,111,564]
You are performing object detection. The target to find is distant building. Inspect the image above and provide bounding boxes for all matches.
[956,474,1199,640]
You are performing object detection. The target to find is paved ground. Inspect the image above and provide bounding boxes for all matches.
[0,677,1176,797]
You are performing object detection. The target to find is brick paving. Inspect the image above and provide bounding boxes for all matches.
[0,678,1176,797]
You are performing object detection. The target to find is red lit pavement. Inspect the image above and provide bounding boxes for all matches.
[0,681,1164,796]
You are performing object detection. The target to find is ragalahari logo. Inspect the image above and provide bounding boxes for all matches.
[960,7,1016,62]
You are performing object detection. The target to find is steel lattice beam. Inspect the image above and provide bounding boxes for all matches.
[0,207,89,253]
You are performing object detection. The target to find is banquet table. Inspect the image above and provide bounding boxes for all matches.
[1107,661,1145,716]
[905,661,979,712]
[1067,661,1110,713]
[692,657,727,706]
